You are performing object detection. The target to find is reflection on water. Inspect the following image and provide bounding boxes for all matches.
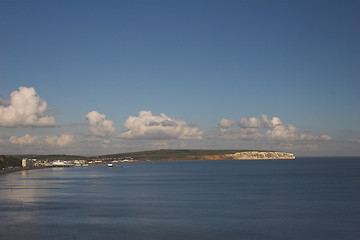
[0,158,360,240]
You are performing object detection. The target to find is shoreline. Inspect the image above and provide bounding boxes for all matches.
[0,166,50,175]
[1,157,298,175]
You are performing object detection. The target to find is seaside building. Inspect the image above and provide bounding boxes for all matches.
[52,160,74,167]
[22,158,30,168]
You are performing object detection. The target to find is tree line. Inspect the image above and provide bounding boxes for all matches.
[0,155,21,169]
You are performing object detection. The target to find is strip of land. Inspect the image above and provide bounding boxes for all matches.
[101,149,295,161]
[1,149,295,174]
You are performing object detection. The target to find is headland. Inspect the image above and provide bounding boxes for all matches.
[1,150,295,174]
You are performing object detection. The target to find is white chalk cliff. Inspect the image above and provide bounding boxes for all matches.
[226,151,295,160]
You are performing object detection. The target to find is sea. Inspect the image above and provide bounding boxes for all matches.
[0,157,359,240]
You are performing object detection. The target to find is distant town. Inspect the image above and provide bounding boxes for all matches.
[21,156,139,168]
[1,155,140,174]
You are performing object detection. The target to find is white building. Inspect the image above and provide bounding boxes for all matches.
[52,160,74,167]
[22,158,30,167]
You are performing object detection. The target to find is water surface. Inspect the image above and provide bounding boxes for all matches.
[1,158,359,240]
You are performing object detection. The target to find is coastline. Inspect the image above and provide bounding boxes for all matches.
[1,157,297,175]
[0,166,50,175]
[1,150,298,175]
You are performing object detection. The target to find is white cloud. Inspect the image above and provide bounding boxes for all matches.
[218,118,235,129]
[119,110,203,140]
[266,123,298,141]
[45,134,74,146]
[271,117,283,126]
[299,133,333,141]
[238,117,261,128]
[85,111,116,137]
[9,134,39,144]
[238,114,278,129]
[0,87,56,127]
[218,114,332,142]
[9,133,73,146]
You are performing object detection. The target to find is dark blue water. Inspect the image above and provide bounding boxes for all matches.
[1,158,359,240]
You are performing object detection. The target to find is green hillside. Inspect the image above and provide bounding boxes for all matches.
[101,149,259,161]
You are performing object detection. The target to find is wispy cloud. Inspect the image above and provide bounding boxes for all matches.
[0,87,56,127]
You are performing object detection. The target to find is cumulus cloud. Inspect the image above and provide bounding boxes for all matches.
[218,114,332,142]
[237,114,282,129]
[0,87,56,127]
[45,134,74,146]
[85,111,116,137]
[218,118,235,129]
[119,110,203,140]
[238,117,261,128]
[267,122,298,141]
[9,134,39,144]
[9,133,73,146]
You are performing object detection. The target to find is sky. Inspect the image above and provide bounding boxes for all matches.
[0,0,359,157]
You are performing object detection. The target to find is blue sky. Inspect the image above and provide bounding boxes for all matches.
[0,0,359,156]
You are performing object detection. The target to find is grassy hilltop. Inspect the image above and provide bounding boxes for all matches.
[101,149,261,161]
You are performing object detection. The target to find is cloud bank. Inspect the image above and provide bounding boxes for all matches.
[119,110,203,140]
[9,133,73,146]
[45,134,74,146]
[0,87,56,127]
[85,111,116,137]
[219,114,332,142]
[9,134,39,145]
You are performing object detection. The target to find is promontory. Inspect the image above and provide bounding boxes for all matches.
[100,149,295,161]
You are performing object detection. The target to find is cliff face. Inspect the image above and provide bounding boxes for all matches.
[226,151,295,160]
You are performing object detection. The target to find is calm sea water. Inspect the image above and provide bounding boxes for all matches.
[0,157,359,240]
